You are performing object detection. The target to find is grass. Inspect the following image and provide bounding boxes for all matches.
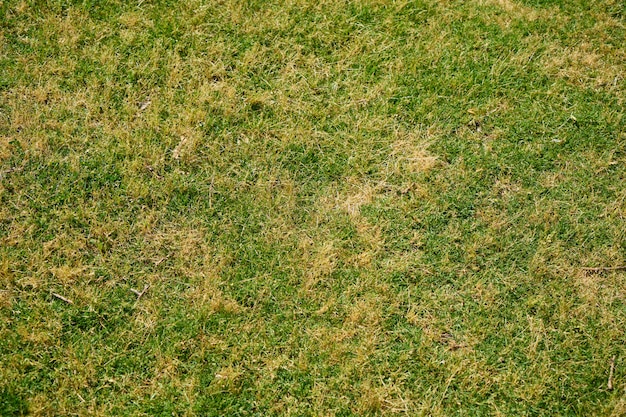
[1,0,625,415]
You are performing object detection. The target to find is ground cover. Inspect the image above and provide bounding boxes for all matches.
[1,0,625,415]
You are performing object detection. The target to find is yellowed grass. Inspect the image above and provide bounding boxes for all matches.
[542,41,625,89]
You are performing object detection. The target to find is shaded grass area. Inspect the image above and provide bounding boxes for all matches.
[1,0,625,415]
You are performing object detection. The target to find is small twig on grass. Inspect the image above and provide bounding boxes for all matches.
[582,266,626,273]
[153,253,171,266]
[608,355,616,391]
[0,166,23,180]
[138,99,151,111]
[145,165,163,180]
[52,292,73,304]
[131,284,150,300]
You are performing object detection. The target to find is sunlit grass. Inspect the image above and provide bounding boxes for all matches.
[1,0,625,415]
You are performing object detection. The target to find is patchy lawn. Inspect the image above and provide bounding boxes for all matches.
[1,0,625,415]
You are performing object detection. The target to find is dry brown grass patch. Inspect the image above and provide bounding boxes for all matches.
[477,0,545,22]
[317,179,388,269]
[299,237,339,292]
[358,379,410,414]
[541,40,625,89]
[49,265,87,286]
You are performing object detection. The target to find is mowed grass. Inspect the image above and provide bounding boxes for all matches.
[1,0,625,415]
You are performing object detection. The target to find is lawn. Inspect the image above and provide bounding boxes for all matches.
[1,0,625,415]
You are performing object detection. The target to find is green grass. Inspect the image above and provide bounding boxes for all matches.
[1,0,625,415]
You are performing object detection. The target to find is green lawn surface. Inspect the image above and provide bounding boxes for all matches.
[1,0,625,415]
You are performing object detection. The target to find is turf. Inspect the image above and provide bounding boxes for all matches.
[1,0,625,415]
